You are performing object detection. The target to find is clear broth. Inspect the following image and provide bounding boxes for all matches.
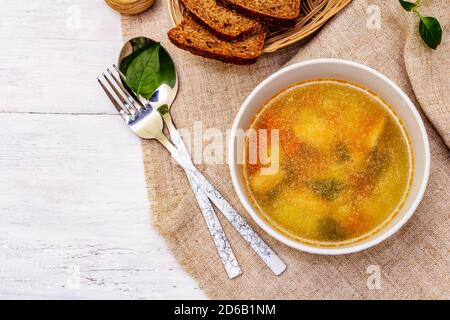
[242,79,413,247]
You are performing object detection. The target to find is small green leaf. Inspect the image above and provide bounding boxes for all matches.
[419,16,442,49]
[399,0,416,11]
[122,42,176,100]
[126,44,161,98]
[158,104,169,115]
[119,41,156,75]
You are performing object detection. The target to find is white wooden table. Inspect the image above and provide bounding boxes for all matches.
[0,0,205,299]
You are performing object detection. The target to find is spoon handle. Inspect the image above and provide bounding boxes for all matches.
[162,114,241,279]
[190,169,287,276]
[157,134,287,276]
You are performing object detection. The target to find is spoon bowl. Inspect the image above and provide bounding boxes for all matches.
[118,37,179,113]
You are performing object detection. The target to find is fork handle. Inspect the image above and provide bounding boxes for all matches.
[187,177,242,278]
[187,169,287,276]
[162,114,241,279]
[156,134,287,276]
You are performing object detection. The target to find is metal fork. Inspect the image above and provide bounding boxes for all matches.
[99,68,241,279]
[98,67,287,276]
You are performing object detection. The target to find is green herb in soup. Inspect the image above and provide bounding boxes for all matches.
[242,79,413,246]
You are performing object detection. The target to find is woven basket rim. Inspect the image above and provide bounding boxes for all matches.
[167,0,352,53]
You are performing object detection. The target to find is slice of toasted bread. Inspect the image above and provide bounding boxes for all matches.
[168,15,266,65]
[217,0,301,27]
[180,0,261,40]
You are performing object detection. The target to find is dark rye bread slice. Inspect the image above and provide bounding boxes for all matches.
[180,0,261,40]
[217,0,301,27]
[168,15,266,65]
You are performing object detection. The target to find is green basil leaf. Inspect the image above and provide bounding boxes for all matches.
[419,16,442,49]
[119,41,157,75]
[126,44,161,98]
[122,42,176,99]
[399,0,416,11]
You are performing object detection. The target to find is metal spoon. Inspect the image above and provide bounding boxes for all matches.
[119,37,179,132]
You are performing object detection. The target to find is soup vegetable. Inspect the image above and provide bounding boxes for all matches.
[242,79,413,246]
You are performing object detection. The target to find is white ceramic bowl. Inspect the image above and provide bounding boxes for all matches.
[228,59,430,255]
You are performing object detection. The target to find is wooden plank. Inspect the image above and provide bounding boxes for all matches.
[0,113,205,299]
[0,0,121,41]
[0,0,123,114]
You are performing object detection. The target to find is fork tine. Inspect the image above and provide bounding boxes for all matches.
[113,64,126,81]
[107,68,142,113]
[113,65,151,110]
[103,72,143,116]
[101,72,135,115]
[97,78,129,119]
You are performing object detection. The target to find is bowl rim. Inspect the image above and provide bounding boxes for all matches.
[228,58,431,255]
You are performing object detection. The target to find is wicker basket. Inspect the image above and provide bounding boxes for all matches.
[167,0,352,53]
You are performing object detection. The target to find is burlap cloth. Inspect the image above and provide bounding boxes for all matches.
[121,0,449,299]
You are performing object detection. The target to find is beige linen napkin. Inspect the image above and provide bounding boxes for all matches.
[121,0,449,299]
